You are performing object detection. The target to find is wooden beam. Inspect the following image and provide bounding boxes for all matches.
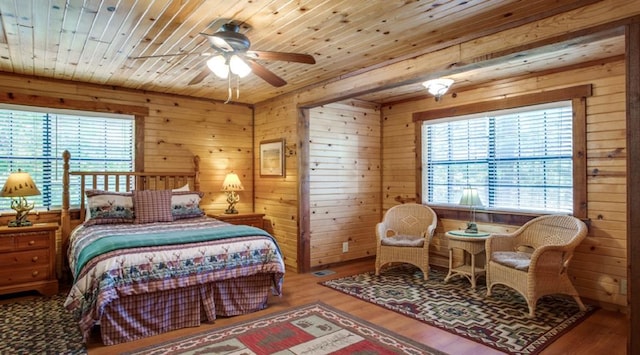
[412,85,592,121]
[625,21,640,355]
[298,108,311,273]
[572,97,588,219]
[0,91,149,116]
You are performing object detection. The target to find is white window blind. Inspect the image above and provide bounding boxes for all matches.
[422,101,573,213]
[0,106,134,210]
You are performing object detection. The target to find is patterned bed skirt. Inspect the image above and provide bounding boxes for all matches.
[99,274,275,345]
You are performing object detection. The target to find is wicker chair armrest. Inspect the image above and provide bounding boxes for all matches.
[376,222,394,241]
[529,246,573,272]
[428,223,436,236]
[486,234,517,256]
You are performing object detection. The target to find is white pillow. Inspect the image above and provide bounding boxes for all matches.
[172,183,190,192]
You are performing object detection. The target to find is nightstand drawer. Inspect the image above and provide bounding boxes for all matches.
[0,265,50,286]
[0,239,13,252]
[15,233,50,250]
[210,213,265,229]
[0,249,50,267]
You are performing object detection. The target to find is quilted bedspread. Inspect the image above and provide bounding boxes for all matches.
[63,216,285,340]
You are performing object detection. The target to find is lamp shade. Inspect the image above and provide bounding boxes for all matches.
[459,187,482,207]
[221,172,244,192]
[0,170,41,197]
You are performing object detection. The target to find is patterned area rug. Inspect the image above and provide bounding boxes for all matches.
[0,293,86,354]
[125,302,445,354]
[321,266,596,355]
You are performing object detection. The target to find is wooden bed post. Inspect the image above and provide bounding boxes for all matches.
[193,155,201,192]
[60,150,72,282]
[61,150,71,243]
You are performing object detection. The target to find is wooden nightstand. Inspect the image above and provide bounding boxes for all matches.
[210,213,265,230]
[0,222,59,296]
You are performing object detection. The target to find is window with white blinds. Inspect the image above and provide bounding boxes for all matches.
[0,105,134,211]
[422,101,573,213]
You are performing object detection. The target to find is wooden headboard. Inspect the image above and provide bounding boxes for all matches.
[60,150,201,241]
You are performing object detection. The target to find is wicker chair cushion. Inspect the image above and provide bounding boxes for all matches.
[492,251,532,271]
[381,234,425,247]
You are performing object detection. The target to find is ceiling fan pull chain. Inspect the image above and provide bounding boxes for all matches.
[225,74,232,104]
[236,76,240,99]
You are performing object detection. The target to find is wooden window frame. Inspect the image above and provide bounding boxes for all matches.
[413,84,590,224]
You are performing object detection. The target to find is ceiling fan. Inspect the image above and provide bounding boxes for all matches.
[130,21,316,89]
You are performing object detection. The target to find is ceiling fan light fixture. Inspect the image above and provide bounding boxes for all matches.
[422,78,454,101]
[207,55,229,79]
[229,55,251,78]
[211,24,251,52]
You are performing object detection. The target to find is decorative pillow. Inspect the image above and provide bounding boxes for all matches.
[172,183,190,192]
[171,191,205,220]
[85,190,134,226]
[133,189,174,224]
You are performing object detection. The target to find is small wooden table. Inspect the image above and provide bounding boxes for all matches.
[444,230,491,289]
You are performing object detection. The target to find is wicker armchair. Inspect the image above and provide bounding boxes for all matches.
[375,204,438,280]
[485,214,588,318]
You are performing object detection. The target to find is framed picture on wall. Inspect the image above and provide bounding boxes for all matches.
[260,139,285,177]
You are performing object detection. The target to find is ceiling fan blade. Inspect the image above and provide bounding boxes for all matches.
[129,52,215,60]
[247,50,316,64]
[188,68,210,85]
[246,59,287,87]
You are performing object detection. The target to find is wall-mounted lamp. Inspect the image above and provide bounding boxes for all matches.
[422,78,454,102]
[459,187,483,233]
[0,169,41,227]
[221,172,244,214]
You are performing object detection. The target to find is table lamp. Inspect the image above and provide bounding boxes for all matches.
[459,187,483,233]
[1,169,41,227]
[221,172,244,214]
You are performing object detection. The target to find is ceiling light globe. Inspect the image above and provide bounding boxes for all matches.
[422,78,454,100]
[207,55,229,79]
[229,55,252,78]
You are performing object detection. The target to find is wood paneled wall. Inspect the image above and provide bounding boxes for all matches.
[381,59,627,309]
[308,100,381,266]
[0,72,254,277]
[253,3,636,297]
[253,96,301,271]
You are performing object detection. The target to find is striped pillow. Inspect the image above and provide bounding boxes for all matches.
[133,189,174,224]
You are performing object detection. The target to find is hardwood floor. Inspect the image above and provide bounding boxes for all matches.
[82,259,627,354]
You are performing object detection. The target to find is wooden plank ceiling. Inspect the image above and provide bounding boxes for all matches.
[0,0,624,105]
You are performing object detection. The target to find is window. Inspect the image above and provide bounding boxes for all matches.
[422,101,574,214]
[0,105,134,211]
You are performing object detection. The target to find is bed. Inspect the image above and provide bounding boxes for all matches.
[60,151,285,345]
